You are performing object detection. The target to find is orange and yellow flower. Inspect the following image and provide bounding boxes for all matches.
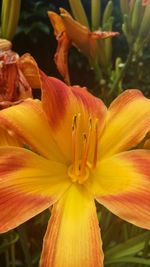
[0,67,150,266]
[48,8,119,84]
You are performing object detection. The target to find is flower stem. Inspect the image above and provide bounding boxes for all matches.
[93,60,102,82]
[109,48,134,96]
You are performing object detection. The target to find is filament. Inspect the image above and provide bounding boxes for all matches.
[72,113,80,176]
[92,119,98,169]
[80,118,92,176]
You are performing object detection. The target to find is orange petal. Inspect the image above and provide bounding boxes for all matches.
[90,150,150,229]
[0,99,66,162]
[48,11,65,36]
[40,184,103,267]
[99,89,150,159]
[60,8,96,59]
[48,12,71,84]
[54,31,71,84]
[0,146,70,232]
[40,71,107,162]
[18,53,41,88]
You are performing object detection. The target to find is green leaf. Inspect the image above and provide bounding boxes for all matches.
[68,0,89,28]
[91,0,101,31]
[105,256,150,265]
[105,231,150,260]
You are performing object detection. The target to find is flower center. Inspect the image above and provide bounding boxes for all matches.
[68,113,98,184]
[68,162,90,184]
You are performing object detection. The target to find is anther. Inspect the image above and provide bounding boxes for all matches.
[72,114,77,130]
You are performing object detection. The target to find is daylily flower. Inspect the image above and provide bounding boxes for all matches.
[48,8,119,84]
[0,70,150,266]
[0,39,33,146]
[0,39,32,109]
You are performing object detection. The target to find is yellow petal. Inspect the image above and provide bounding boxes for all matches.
[89,150,150,229]
[0,99,66,162]
[99,89,150,159]
[0,127,21,146]
[40,184,104,267]
[0,146,70,232]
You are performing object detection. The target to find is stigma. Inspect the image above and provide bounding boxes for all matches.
[68,113,98,184]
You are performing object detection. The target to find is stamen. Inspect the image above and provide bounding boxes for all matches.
[70,114,99,184]
[72,113,80,175]
[92,119,99,169]
[80,117,92,176]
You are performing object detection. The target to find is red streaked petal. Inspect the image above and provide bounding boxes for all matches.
[99,89,150,159]
[0,99,66,162]
[90,150,150,229]
[0,146,70,232]
[40,71,107,161]
[40,184,104,267]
